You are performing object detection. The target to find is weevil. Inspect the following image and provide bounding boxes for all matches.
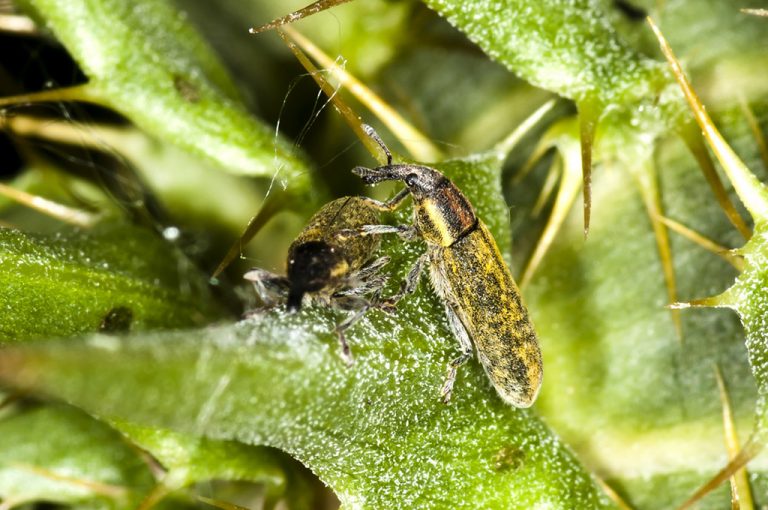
[244,196,393,363]
[350,125,543,407]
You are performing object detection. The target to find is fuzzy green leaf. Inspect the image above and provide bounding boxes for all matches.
[0,405,153,509]
[420,0,669,107]
[731,228,768,431]
[0,320,610,509]
[112,420,287,497]
[510,107,768,507]
[0,223,227,343]
[18,0,308,183]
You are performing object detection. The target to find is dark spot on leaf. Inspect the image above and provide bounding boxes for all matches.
[613,0,647,21]
[99,306,133,333]
[173,74,201,103]
[492,445,525,472]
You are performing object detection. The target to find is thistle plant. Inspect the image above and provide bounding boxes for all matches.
[0,1,766,509]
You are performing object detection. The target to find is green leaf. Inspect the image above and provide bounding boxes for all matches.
[372,40,552,154]
[19,0,309,183]
[0,223,228,343]
[0,320,610,509]
[421,0,669,106]
[0,405,153,509]
[725,228,768,432]
[629,0,768,79]
[511,104,766,507]
[111,420,288,500]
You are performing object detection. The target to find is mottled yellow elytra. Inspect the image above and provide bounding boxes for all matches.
[352,125,543,407]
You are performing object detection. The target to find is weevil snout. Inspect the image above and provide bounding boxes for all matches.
[351,165,400,185]
[353,164,444,195]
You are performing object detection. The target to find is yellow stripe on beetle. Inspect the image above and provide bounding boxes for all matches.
[421,200,457,247]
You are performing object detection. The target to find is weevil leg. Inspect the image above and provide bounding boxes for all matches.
[333,256,390,298]
[359,188,410,212]
[243,268,290,308]
[331,293,377,366]
[337,223,417,241]
[402,252,428,296]
[335,326,354,366]
[359,255,391,274]
[329,256,396,364]
[440,304,474,404]
[334,306,370,366]
[352,255,390,281]
[363,224,418,240]
[334,277,385,297]
[382,252,428,308]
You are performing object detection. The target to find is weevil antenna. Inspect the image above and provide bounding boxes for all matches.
[362,124,392,166]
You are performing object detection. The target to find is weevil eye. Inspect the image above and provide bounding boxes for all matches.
[405,173,418,187]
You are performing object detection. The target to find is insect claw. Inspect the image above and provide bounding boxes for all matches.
[336,329,355,367]
[377,299,397,314]
[397,226,417,241]
[440,366,457,404]
[242,307,268,319]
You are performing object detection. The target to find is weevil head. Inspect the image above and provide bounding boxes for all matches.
[286,241,347,311]
[354,164,477,246]
[353,164,443,199]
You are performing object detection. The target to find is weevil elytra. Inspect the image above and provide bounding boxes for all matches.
[351,125,543,408]
[244,196,393,363]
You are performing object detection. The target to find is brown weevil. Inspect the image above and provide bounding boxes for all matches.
[244,195,394,364]
[350,125,543,407]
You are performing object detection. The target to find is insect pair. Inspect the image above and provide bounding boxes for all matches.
[245,126,542,408]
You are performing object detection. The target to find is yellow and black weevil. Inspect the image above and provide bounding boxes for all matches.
[244,196,394,364]
[350,125,543,408]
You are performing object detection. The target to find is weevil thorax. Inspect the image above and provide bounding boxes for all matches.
[403,166,477,247]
